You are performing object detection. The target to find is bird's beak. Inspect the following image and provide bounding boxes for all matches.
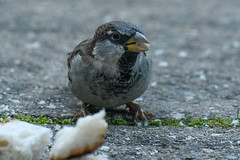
[124,32,150,52]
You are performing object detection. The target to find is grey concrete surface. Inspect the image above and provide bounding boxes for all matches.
[1,0,240,159]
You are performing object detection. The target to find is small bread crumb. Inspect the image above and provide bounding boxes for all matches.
[0,120,52,160]
[50,110,108,160]
[69,154,108,160]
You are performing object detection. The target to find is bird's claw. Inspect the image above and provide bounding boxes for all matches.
[126,102,155,125]
[72,103,91,121]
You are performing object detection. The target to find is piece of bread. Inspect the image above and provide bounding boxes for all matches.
[50,110,108,160]
[68,154,108,160]
[0,120,52,160]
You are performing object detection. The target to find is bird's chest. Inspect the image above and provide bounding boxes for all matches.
[83,55,151,98]
[88,69,140,96]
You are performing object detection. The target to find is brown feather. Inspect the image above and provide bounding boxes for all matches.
[67,38,93,70]
[67,22,115,70]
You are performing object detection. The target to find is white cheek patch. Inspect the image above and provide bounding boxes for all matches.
[93,39,124,59]
[92,39,125,77]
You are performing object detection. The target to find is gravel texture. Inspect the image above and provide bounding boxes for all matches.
[1,0,240,159]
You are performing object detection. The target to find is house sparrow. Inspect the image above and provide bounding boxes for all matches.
[67,21,153,122]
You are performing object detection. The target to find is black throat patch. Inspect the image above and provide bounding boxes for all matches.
[117,51,139,79]
[91,51,140,96]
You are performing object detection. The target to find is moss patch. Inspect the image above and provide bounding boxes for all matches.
[0,115,8,122]
[0,114,74,125]
[0,114,239,128]
[149,118,235,128]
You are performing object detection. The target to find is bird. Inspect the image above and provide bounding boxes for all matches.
[67,21,153,122]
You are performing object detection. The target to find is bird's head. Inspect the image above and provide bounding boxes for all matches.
[90,21,150,64]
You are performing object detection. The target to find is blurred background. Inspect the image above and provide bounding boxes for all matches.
[1,1,240,159]
[1,0,240,119]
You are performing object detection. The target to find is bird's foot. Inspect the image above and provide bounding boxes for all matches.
[126,102,155,126]
[73,103,91,121]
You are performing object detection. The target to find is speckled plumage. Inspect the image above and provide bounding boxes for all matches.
[68,21,152,110]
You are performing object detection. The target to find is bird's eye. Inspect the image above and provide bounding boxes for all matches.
[111,33,120,40]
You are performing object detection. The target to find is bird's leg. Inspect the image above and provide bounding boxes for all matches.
[126,102,155,124]
[73,103,91,121]
[126,102,146,121]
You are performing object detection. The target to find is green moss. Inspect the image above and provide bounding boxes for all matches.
[186,118,207,127]
[0,114,74,125]
[0,115,8,122]
[148,118,235,128]
[183,118,233,128]
[0,114,238,128]
[17,115,52,124]
[54,119,74,125]
[163,119,181,126]
[106,117,128,125]
[148,119,162,126]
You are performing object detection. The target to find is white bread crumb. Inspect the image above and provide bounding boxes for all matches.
[70,154,108,160]
[0,120,52,160]
[50,110,108,160]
